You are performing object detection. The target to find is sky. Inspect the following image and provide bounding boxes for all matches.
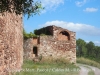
[23,0,100,46]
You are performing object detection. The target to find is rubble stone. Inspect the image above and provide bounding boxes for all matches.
[24,25,76,63]
[0,13,23,75]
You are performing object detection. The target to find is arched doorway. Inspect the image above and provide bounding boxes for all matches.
[33,46,38,57]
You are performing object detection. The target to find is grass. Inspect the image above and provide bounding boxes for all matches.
[88,69,94,75]
[77,57,100,69]
[14,58,79,75]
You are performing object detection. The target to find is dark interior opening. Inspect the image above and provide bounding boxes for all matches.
[33,47,38,57]
[60,31,70,40]
[34,26,53,36]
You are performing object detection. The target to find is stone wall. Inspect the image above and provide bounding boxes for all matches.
[38,35,76,63]
[0,13,23,75]
[37,26,76,63]
[24,25,76,63]
[23,38,34,60]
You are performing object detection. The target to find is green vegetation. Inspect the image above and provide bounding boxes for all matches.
[15,59,79,75]
[76,38,100,63]
[23,29,37,39]
[23,28,51,39]
[77,57,100,68]
[88,69,94,75]
[0,0,43,18]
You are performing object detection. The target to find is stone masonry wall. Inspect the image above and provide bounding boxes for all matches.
[0,13,23,75]
[37,25,76,63]
[38,35,76,63]
[23,38,34,60]
[23,25,76,63]
[24,38,40,60]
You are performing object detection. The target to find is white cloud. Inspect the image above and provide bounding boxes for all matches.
[75,0,87,7]
[40,20,100,46]
[86,41,100,46]
[83,8,98,12]
[94,41,100,46]
[40,20,100,36]
[40,0,64,13]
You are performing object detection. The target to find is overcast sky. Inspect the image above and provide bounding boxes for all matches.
[23,0,100,46]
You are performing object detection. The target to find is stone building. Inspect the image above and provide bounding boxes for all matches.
[24,25,76,63]
[0,13,23,75]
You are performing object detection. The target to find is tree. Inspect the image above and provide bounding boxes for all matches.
[23,29,37,39]
[76,38,100,63]
[0,0,43,18]
[94,46,100,59]
[86,41,95,58]
[76,38,87,57]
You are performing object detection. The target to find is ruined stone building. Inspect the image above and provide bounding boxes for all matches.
[0,13,23,75]
[24,25,76,63]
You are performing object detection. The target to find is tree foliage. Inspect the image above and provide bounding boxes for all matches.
[0,0,43,18]
[76,39,87,57]
[76,38,100,63]
[23,29,37,40]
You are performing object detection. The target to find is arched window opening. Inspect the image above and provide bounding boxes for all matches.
[58,31,70,41]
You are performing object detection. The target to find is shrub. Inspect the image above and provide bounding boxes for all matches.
[77,57,100,68]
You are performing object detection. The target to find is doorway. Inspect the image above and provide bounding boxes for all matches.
[33,46,38,57]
